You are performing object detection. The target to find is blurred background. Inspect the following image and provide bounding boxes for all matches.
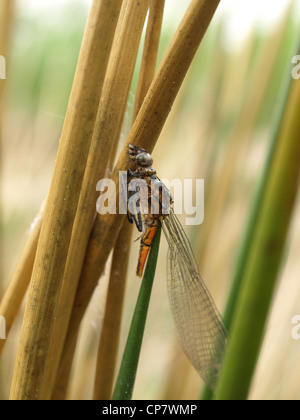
[0,0,300,400]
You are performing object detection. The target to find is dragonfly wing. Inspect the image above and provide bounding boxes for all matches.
[162,210,227,391]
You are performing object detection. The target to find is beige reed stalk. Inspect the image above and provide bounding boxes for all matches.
[0,204,43,356]
[40,0,149,400]
[1,2,124,357]
[0,0,15,377]
[0,0,14,102]
[9,0,124,400]
[92,0,166,400]
[0,0,15,298]
[0,2,15,396]
[53,0,221,399]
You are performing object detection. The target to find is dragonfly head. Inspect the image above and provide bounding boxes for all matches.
[135,152,153,168]
[128,144,153,169]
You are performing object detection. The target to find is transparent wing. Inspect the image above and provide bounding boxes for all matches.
[162,209,227,391]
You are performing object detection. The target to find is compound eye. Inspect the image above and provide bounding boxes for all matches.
[136,152,153,168]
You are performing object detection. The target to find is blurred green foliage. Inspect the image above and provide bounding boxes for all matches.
[8,3,88,119]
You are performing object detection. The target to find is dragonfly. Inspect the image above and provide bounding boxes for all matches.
[125,144,227,391]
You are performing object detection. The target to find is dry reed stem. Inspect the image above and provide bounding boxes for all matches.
[0,204,43,356]
[133,0,165,117]
[44,0,149,400]
[0,0,15,100]
[90,74,130,402]
[92,222,132,400]
[0,0,15,297]
[53,0,221,399]
[1,2,123,353]
[41,0,129,400]
[93,0,165,400]
[0,2,15,396]
[9,0,124,400]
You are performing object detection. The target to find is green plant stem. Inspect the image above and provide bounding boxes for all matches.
[202,30,300,402]
[201,71,292,402]
[215,71,300,400]
[112,226,162,401]
[222,42,299,335]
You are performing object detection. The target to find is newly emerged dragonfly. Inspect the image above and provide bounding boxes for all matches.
[126,144,227,391]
